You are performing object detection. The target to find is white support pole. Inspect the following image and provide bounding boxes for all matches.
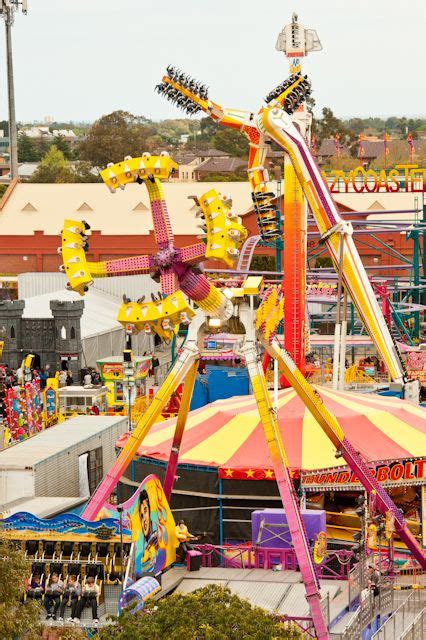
[332,233,345,390]
[274,356,279,413]
[332,324,341,390]
[339,290,348,390]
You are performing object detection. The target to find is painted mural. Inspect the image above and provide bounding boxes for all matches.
[99,474,177,578]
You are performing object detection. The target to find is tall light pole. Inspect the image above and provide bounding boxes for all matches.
[1,1,27,181]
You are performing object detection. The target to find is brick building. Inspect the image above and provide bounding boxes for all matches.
[0,179,418,278]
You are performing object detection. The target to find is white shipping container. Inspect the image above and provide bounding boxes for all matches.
[0,415,128,511]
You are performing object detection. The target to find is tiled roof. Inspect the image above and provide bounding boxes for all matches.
[317,138,399,159]
[196,157,246,173]
[317,139,350,157]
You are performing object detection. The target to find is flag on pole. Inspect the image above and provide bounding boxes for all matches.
[384,132,390,156]
[358,133,365,160]
[334,133,340,158]
[383,132,390,169]
[311,134,317,156]
[407,132,415,161]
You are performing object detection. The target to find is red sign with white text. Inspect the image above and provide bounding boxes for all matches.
[302,459,426,490]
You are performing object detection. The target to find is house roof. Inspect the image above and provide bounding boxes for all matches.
[317,139,350,157]
[189,148,231,157]
[317,138,400,160]
[196,157,246,173]
[175,148,231,162]
[0,181,258,236]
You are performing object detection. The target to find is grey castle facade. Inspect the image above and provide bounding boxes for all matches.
[0,300,84,379]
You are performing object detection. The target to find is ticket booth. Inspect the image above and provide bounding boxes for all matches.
[58,385,108,417]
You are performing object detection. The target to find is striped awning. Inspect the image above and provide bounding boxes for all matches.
[116,388,426,480]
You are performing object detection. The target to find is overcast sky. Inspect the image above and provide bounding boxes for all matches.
[6,0,426,123]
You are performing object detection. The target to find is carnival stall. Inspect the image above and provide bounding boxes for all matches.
[97,355,151,412]
[58,385,108,417]
[116,388,426,546]
[5,380,44,442]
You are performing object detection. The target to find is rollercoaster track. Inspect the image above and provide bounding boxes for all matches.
[236,235,262,272]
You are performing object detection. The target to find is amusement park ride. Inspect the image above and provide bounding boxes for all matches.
[57,16,424,640]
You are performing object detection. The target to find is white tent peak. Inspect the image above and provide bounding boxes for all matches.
[77,202,94,212]
[21,202,37,212]
[132,201,149,212]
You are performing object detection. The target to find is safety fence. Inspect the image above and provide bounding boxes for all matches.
[371,589,425,640]
[195,544,354,578]
[330,583,394,640]
[400,608,426,640]
[394,566,426,590]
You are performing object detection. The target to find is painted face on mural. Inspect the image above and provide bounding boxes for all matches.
[139,490,151,539]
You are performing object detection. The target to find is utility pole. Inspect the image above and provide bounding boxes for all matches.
[1,1,27,181]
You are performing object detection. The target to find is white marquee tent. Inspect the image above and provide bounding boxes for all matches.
[18,273,158,365]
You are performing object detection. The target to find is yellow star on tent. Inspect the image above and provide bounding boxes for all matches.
[264,469,274,479]
[224,468,233,477]
[246,469,255,478]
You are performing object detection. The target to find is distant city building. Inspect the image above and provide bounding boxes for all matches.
[18,126,78,144]
[1,162,39,182]
[0,130,10,161]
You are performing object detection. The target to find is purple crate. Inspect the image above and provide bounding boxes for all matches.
[252,508,326,548]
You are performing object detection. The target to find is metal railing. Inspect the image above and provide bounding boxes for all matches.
[195,544,254,569]
[194,544,355,577]
[320,591,330,627]
[329,611,360,640]
[371,589,425,640]
[330,583,394,640]
[348,562,363,605]
[400,608,426,640]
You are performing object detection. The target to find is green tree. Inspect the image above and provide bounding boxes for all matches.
[30,145,75,183]
[0,538,42,639]
[315,107,357,156]
[79,110,156,168]
[18,133,39,162]
[200,170,247,182]
[53,134,73,159]
[73,161,102,183]
[33,137,51,160]
[211,128,248,157]
[99,585,300,640]
[372,139,416,170]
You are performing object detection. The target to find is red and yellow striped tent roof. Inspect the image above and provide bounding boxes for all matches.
[117,388,426,480]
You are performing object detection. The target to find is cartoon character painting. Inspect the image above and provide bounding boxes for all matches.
[101,474,177,579]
